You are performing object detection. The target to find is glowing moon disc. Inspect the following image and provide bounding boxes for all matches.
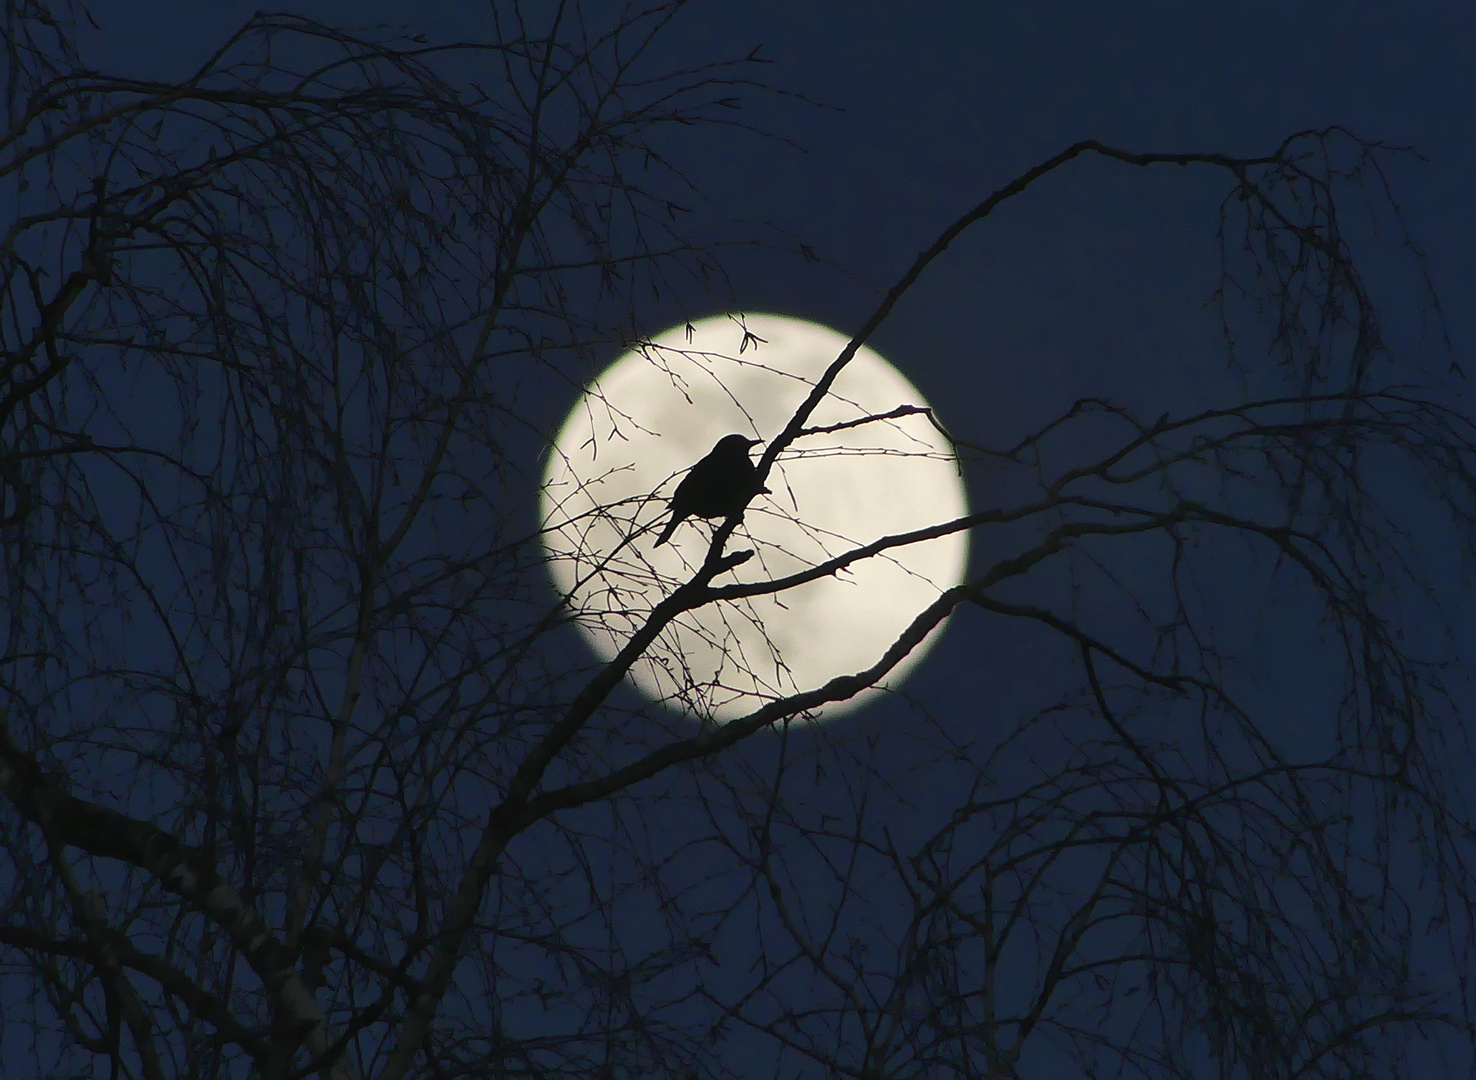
[540,313,968,721]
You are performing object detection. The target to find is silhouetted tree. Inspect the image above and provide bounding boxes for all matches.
[2,2,1473,1079]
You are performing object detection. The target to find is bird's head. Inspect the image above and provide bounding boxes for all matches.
[713,433,761,454]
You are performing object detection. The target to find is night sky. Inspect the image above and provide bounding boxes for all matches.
[24,1,1476,1075]
[86,3,1476,500]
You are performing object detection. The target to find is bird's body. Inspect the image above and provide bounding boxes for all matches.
[654,434,766,546]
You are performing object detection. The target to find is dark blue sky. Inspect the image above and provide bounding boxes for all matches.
[91,2,1476,425]
[97,0,1476,889]
[61,3,1476,1075]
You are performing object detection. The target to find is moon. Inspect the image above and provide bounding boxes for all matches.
[540,313,969,722]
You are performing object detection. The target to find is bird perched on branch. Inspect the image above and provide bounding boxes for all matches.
[653,433,768,547]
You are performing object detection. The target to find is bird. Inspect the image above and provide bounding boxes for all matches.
[653,433,768,547]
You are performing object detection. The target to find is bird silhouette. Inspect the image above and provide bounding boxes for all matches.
[653,433,768,547]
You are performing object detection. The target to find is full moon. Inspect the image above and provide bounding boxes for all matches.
[540,313,968,721]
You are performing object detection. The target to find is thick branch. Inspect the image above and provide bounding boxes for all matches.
[0,718,345,1077]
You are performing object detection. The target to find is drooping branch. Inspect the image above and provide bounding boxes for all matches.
[0,715,347,1077]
